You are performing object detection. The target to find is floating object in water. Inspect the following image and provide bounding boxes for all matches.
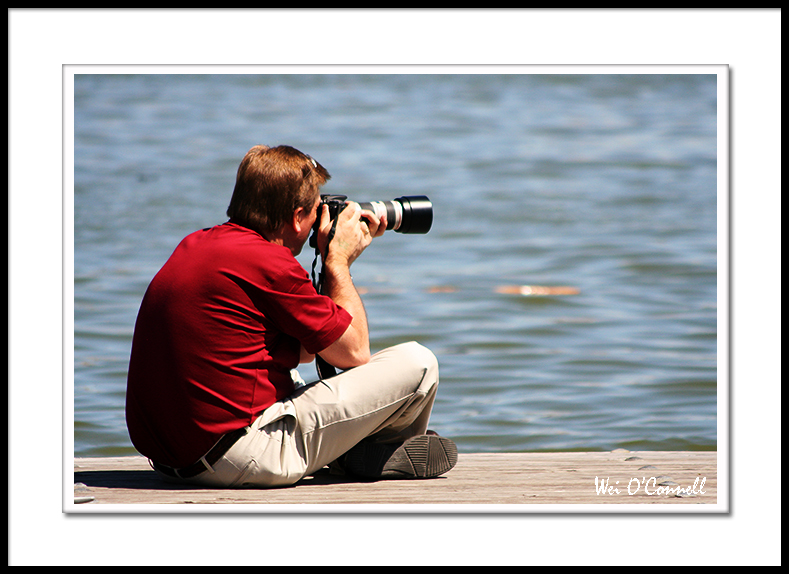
[495,285,580,296]
[425,285,458,293]
[356,284,579,296]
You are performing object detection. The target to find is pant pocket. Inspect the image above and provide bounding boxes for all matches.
[229,459,259,488]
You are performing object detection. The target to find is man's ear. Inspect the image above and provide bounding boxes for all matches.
[292,206,309,233]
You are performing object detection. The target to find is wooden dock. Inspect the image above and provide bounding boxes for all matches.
[72,449,719,510]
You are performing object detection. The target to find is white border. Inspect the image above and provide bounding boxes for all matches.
[62,63,728,517]
[10,8,779,566]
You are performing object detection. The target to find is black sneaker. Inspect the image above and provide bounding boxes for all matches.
[345,434,458,479]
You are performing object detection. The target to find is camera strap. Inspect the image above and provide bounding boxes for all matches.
[311,210,339,291]
[311,218,340,380]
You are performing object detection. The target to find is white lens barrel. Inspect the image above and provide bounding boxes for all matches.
[365,200,403,231]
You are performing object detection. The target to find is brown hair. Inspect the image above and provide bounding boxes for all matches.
[226,145,331,235]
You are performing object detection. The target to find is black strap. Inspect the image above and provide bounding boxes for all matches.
[315,348,338,380]
[311,215,337,295]
[311,218,339,380]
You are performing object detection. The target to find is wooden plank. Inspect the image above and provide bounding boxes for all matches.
[72,450,718,508]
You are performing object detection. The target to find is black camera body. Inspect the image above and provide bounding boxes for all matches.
[308,194,433,248]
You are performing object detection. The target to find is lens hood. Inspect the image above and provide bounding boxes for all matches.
[395,195,433,234]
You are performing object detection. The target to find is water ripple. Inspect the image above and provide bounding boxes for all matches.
[74,73,719,456]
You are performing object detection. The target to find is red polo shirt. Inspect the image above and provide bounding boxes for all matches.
[125,221,352,468]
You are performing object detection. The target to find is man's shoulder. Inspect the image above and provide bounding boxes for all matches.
[193,222,286,254]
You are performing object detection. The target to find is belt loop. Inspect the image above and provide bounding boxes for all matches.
[199,456,215,474]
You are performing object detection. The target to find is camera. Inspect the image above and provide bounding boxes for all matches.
[309,194,433,248]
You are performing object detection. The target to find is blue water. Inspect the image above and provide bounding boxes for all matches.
[73,73,718,456]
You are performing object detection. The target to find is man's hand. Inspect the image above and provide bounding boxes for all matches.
[318,201,386,268]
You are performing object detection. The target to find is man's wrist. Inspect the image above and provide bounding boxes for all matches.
[322,259,354,293]
[323,256,352,278]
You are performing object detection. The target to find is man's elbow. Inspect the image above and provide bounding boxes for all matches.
[318,339,370,371]
[316,324,372,370]
[349,347,372,367]
[333,346,371,370]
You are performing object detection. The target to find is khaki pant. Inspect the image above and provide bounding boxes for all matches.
[155,341,439,488]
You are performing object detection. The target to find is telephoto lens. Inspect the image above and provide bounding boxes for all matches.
[309,194,433,249]
[358,195,433,234]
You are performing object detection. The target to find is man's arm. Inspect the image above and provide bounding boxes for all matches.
[299,345,315,364]
[314,201,385,370]
[316,260,371,369]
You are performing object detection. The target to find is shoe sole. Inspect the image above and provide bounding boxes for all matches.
[380,435,458,479]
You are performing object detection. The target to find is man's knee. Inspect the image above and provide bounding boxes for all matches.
[383,341,438,383]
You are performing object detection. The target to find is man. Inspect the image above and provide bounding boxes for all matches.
[125,145,456,488]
